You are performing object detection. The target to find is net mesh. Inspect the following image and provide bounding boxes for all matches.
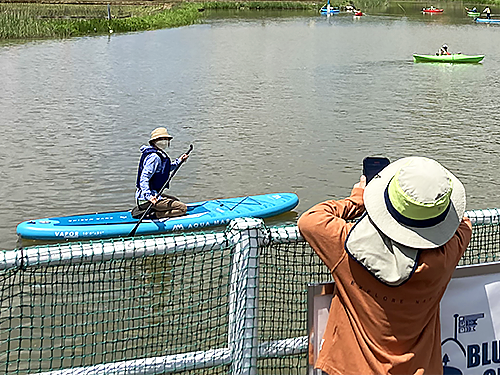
[258,240,327,374]
[460,222,500,265]
[0,214,498,374]
[0,236,232,374]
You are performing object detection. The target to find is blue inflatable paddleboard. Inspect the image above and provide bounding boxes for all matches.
[475,18,500,23]
[17,193,299,241]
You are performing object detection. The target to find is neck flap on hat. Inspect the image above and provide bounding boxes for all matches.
[345,214,420,287]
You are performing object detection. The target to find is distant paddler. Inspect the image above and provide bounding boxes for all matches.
[437,44,451,56]
[320,0,336,14]
[483,6,492,19]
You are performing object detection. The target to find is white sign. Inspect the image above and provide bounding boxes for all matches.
[441,267,500,375]
[309,263,500,375]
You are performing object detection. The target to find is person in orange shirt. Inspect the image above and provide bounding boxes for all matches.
[298,156,472,375]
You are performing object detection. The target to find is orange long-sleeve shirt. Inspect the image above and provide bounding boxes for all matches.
[298,187,472,375]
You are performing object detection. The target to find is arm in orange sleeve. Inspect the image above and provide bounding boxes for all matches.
[298,187,365,270]
[445,217,472,266]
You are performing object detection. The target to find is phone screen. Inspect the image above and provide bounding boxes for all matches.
[363,157,390,183]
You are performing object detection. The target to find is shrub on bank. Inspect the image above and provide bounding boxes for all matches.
[0,3,204,39]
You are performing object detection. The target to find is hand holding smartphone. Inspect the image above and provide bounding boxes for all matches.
[363,157,390,184]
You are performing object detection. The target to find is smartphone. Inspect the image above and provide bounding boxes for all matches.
[363,157,390,183]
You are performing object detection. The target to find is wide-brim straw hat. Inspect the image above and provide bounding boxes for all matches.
[150,127,173,143]
[363,156,466,249]
[345,156,466,286]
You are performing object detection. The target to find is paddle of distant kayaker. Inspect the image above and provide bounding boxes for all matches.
[133,127,189,219]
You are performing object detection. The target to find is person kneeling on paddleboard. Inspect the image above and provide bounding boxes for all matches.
[133,127,189,219]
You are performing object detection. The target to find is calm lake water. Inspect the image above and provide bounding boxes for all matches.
[1,2,500,250]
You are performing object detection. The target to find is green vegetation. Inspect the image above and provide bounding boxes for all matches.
[2,0,499,40]
[201,1,321,10]
[0,2,205,39]
[0,1,348,40]
[11,0,473,40]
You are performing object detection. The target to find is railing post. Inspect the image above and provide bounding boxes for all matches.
[227,218,268,375]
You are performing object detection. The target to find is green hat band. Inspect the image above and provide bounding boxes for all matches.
[388,171,452,221]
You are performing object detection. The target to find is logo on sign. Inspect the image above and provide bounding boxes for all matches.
[440,312,500,375]
[459,313,484,334]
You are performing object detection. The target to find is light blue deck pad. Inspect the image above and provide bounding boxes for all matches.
[475,18,500,23]
[17,193,299,240]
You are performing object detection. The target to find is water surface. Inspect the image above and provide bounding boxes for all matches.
[1,3,500,250]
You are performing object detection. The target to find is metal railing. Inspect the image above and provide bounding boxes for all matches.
[1,208,500,374]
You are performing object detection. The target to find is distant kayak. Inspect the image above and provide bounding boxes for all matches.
[475,18,500,24]
[16,192,299,240]
[422,8,444,13]
[413,54,485,63]
[354,11,363,16]
[320,6,340,14]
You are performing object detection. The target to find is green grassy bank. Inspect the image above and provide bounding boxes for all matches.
[0,2,202,39]
[0,1,328,40]
[1,0,496,40]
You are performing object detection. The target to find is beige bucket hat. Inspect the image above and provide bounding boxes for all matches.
[149,127,173,143]
[345,156,466,286]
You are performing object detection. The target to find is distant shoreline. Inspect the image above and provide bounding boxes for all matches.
[3,0,491,41]
[0,1,329,40]
[0,0,322,5]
